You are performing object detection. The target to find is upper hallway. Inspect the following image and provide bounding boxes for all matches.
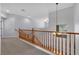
[0,3,79,33]
[0,3,79,55]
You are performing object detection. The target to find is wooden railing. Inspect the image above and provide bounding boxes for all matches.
[16,28,79,55]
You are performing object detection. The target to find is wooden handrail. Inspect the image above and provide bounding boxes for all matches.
[20,29,54,32]
[16,29,79,35]
[16,28,79,55]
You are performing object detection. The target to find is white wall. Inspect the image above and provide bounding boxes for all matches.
[2,14,16,37]
[1,13,47,37]
[48,6,74,32]
[74,4,79,55]
[74,4,79,32]
[15,15,46,29]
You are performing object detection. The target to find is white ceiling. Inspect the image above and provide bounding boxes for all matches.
[1,3,74,20]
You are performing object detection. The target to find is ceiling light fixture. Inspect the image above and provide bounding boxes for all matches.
[27,16,31,18]
[24,18,30,23]
[53,3,62,36]
[56,3,59,32]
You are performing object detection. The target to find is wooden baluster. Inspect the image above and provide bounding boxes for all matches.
[38,32,41,46]
[52,34,54,52]
[46,32,48,49]
[74,34,76,55]
[48,32,49,50]
[20,29,21,38]
[32,28,34,43]
[61,34,63,55]
[45,33,46,48]
[41,32,43,47]
[46,32,47,48]
[56,34,60,55]
[44,32,46,48]
[42,32,44,47]
[59,36,61,55]
[45,32,47,48]
[53,33,56,53]
[42,33,45,48]
[19,29,20,38]
[49,32,51,51]
[54,33,56,53]
[45,32,46,48]
[48,32,50,50]
[56,35,58,54]
[57,36,60,54]
[69,34,71,55]
[40,32,42,46]
[59,37,61,55]
[65,35,67,55]
[55,33,57,54]
[58,36,60,54]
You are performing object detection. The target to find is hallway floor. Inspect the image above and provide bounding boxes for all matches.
[1,38,49,55]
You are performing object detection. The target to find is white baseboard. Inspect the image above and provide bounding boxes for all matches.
[19,38,55,55]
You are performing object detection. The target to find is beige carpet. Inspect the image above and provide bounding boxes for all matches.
[1,38,49,55]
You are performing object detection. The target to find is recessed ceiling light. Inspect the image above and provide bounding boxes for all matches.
[24,18,30,23]
[6,9,10,13]
[27,16,31,17]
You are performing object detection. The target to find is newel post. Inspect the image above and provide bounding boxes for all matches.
[32,28,35,43]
